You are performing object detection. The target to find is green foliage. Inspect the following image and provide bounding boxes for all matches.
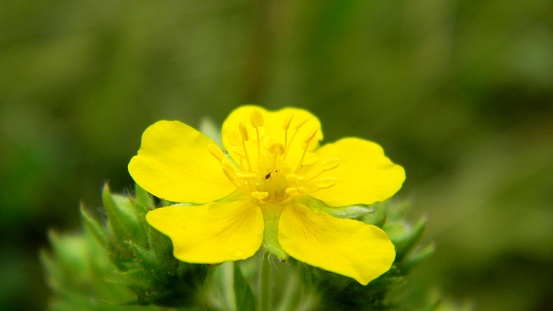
[41,184,208,310]
[42,185,431,310]
[299,200,434,311]
[4,1,552,309]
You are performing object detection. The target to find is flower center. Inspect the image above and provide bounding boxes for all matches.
[209,109,341,204]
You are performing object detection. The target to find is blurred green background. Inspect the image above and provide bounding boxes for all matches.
[1,0,552,310]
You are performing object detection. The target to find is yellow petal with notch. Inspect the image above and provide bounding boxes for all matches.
[128,120,235,203]
[304,137,405,206]
[146,200,264,263]
[221,106,323,170]
[279,203,395,285]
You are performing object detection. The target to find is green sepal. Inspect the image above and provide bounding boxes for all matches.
[305,262,405,310]
[384,217,427,262]
[321,204,375,219]
[399,242,435,273]
[362,201,388,227]
[132,183,153,217]
[102,183,140,243]
[41,229,142,310]
[79,203,106,246]
[300,196,375,220]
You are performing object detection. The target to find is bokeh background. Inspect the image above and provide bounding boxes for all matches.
[1,0,552,310]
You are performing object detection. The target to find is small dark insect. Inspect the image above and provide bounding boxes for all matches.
[265,172,271,179]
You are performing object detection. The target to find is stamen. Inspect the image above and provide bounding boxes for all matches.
[228,130,242,146]
[221,160,240,186]
[238,122,252,171]
[251,191,269,201]
[208,144,224,161]
[285,187,306,196]
[294,117,309,130]
[281,113,293,130]
[295,128,318,173]
[281,114,293,151]
[250,109,264,128]
[239,122,249,141]
[286,174,304,183]
[267,142,285,155]
[250,110,264,160]
[242,140,252,171]
[321,158,341,171]
[284,116,309,156]
[231,146,246,158]
[237,172,256,179]
[316,177,337,189]
[303,127,318,144]
[302,153,319,166]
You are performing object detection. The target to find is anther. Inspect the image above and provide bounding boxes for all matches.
[321,158,341,171]
[263,136,284,155]
[251,191,269,200]
[237,172,256,179]
[294,117,309,130]
[228,130,242,146]
[286,174,304,183]
[285,187,306,196]
[239,122,249,141]
[231,146,246,158]
[303,127,318,144]
[250,109,264,128]
[302,153,319,166]
[267,142,285,155]
[281,113,293,130]
[208,144,224,161]
[316,177,337,189]
[221,160,238,181]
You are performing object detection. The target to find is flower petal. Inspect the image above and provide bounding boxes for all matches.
[221,105,323,170]
[278,203,395,285]
[305,137,405,206]
[128,120,236,203]
[146,200,264,263]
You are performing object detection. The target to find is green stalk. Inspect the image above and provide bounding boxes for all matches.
[259,252,271,311]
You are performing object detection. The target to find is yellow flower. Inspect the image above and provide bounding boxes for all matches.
[128,106,405,285]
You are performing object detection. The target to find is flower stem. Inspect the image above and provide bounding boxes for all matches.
[259,252,271,311]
